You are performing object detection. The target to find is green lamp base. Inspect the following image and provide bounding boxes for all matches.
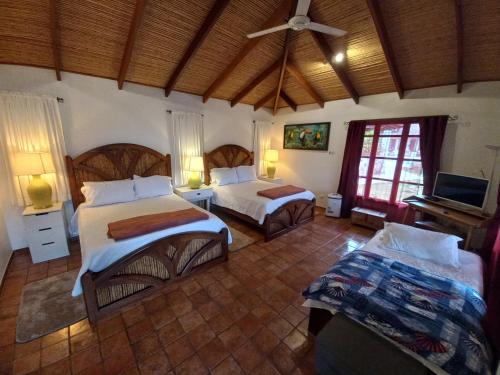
[267,164,276,179]
[188,172,202,189]
[27,175,53,209]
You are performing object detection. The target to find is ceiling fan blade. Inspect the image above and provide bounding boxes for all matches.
[295,0,311,16]
[247,24,291,38]
[307,22,347,37]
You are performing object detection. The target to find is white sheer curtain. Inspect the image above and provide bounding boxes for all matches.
[168,111,204,186]
[253,120,273,176]
[0,92,70,206]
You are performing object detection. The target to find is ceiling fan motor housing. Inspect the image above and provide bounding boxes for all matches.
[289,15,310,30]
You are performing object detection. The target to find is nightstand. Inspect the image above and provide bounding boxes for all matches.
[258,176,283,184]
[174,185,213,211]
[22,202,69,263]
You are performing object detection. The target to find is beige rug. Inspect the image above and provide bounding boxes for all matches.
[16,270,86,343]
[229,225,257,252]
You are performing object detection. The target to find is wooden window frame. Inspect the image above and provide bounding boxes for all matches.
[358,121,423,203]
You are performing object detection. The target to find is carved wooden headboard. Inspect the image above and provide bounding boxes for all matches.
[203,144,254,185]
[66,143,172,209]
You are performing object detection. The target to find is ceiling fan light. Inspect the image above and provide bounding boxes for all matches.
[334,52,344,63]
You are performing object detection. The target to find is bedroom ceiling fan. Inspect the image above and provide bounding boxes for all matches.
[247,0,347,39]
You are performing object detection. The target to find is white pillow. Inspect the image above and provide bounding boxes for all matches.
[82,179,135,207]
[210,167,238,186]
[133,175,173,199]
[236,165,257,183]
[382,222,461,269]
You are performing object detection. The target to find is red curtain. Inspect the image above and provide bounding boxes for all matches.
[337,120,367,217]
[482,184,500,357]
[419,116,448,195]
[484,226,500,358]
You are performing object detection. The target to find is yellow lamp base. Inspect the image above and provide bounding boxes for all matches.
[267,163,276,179]
[27,175,53,209]
[188,172,202,189]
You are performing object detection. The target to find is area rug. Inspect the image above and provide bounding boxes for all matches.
[229,225,257,252]
[16,270,86,343]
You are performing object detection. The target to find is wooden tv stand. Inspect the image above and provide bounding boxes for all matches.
[402,195,490,250]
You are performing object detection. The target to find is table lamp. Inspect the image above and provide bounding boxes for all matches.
[13,152,55,209]
[264,149,279,179]
[188,156,204,189]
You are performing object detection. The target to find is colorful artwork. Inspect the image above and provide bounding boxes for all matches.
[283,122,331,151]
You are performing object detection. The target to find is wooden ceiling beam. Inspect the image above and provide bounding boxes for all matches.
[117,0,147,90]
[455,0,463,93]
[280,90,297,111]
[273,31,291,115]
[366,0,404,99]
[230,58,281,107]
[285,60,325,108]
[165,0,230,97]
[203,0,293,103]
[49,0,62,81]
[309,29,359,104]
[253,89,276,111]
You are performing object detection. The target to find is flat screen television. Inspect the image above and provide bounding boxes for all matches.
[432,172,490,210]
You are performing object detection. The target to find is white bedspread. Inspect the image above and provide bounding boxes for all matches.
[211,180,315,224]
[71,194,232,296]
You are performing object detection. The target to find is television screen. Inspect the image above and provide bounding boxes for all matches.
[433,172,489,209]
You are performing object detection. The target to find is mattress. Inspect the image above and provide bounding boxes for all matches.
[71,194,231,296]
[210,180,316,225]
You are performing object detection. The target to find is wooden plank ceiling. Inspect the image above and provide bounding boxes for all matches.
[0,0,499,112]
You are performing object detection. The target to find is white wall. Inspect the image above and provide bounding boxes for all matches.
[272,83,500,211]
[0,65,273,249]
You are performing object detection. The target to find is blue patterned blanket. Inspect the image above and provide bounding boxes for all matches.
[303,251,492,375]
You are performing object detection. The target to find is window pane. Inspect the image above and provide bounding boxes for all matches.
[365,125,375,136]
[376,137,401,158]
[369,179,393,201]
[359,157,369,176]
[357,177,366,196]
[373,158,397,180]
[409,123,420,136]
[362,137,373,156]
[404,137,421,159]
[396,183,423,202]
[400,161,423,184]
[380,124,403,135]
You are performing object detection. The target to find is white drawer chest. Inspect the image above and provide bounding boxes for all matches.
[174,185,213,211]
[22,202,69,263]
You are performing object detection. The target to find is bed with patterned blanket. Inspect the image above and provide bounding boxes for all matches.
[303,251,493,375]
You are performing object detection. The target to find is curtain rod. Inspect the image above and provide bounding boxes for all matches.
[57,97,64,103]
[343,114,458,126]
[166,109,204,117]
[252,120,275,124]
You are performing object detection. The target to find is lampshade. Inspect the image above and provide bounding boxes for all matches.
[264,149,279,162]
[13,153,46,176]
[189,156,204,172]
[40,153,56,173]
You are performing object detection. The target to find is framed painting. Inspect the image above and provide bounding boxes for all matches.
[283,122,331,151]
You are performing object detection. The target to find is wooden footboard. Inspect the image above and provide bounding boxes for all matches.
[82,228,228,324]
[264,198,316,241]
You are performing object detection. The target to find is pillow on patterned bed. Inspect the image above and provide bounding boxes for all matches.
[382,222,461,269]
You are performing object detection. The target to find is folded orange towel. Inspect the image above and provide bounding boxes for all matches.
[257,185,306,200]
[107,208,209,240]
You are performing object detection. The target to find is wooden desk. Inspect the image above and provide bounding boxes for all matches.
[402,197,490,250]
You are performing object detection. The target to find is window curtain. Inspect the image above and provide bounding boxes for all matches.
[253,120,273,176]
[337,120,367,217]
[0,92,70,206]
[419,115,448,195]
[168,111,204,187]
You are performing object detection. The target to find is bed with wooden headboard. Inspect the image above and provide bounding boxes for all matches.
[204,144,315,241]
[66,143,228,324]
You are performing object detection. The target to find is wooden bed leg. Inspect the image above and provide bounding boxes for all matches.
[81,272,98,325]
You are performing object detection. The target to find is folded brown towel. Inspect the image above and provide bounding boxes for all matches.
[257,185,306,200]
[107,208,209,240]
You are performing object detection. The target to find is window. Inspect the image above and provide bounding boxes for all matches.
[357,122,423,203]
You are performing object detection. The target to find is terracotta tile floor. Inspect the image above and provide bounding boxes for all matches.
[0,209,374,375]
